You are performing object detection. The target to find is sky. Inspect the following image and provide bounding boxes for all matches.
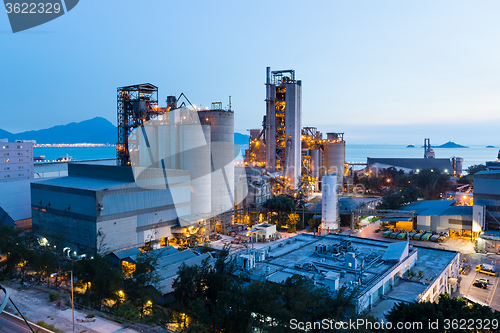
[1,0,500,145]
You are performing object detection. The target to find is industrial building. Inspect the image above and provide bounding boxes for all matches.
[243,68,348,201]
[31,164,193,255]
[473,171,500,231]
[366,139,462,176]
[264,68,302,191]
[237,234,459,315]
[0,141,34,182]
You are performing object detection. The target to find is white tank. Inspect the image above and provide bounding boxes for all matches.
[198,110,235,215]
[323,141,345,186]
[321,174,339,234]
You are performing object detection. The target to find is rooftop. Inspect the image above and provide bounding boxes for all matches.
[242,234,458,304]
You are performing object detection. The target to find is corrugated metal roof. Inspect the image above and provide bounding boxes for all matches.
[157,253,214,294]
[112,247,142,261]
[441,206,472,216]
[32,176,132,191]
[157,249,197,268]
[402,200,456,216]
[367,158,452,172]
[267,271,294,284]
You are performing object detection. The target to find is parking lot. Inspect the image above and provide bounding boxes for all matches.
[464,262,500,310]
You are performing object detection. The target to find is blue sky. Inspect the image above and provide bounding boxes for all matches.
[1,0,500,145]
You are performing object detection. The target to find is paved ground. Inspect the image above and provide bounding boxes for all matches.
[1,283,138,333]
[358,220,500,311]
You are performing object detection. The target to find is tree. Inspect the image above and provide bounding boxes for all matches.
[386,294,500,332]
[263,196,296,227]
[307,218,321,232]
[71,253,122,307]
[285,213,300,232]
[467,164,487,175]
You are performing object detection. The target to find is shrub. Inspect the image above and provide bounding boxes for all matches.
[86,313,95,318]
[36,320,64,333]
[49,292,60,302]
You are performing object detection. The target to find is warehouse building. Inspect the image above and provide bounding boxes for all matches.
[31,163,192,255]
[237,234,459,315]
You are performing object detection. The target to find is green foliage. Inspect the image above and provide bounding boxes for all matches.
[71,253,122,308]
[307,218,321,232]
[49,292,61,302]
[467,164,487,175]
[172,248,357,332]
[377,186,420,210]
[386,294,500,332]
[263,196,296,227]
[35,320,64,333]
[85,313,95,318]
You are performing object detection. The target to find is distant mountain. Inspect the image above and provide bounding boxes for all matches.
[433,141,468,148]
[234,132,250,146]
[486,145,496,148]
[406,144,415,148]
[2,117,117,144]
[0,128,12,140]
[1,119,253,146]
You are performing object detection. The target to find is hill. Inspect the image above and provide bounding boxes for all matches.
[3,117,117,144]
[1,119,252,145]
[433,141,468,148]
[234,132,250,146]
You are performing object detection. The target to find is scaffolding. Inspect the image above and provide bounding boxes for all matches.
[117,83,162,166]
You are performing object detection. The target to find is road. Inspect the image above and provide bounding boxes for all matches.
[0,311,52,333]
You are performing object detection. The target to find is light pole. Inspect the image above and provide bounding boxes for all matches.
[51,270,74,333]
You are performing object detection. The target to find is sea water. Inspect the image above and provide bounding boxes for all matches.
[34,145,498,171]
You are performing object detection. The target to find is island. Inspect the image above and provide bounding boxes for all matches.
[486,145,496,148]
[406,144,415,148]
[433,141,468,148]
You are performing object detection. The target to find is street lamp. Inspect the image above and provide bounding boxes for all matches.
[51,270,74,333]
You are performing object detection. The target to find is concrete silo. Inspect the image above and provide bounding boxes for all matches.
[321,174,339,234]
[198,108,235,216]
[323,133,345,187]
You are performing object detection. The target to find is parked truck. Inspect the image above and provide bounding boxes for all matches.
[475,264,499,276]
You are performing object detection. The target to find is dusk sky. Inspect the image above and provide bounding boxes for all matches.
[1,0,500,145]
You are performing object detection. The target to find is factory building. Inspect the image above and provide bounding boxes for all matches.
[0,141,34,182]
[397,200,476,238]
[31,164,192,255]
[265,67,302,191]
[473,171,500,231]
[367,157,454,175]
[237,234,459,315]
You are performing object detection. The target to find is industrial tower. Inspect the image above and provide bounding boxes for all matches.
[117,84,161,166]
[265,67,302,191]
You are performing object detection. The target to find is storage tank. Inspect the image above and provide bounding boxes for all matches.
[310,149,319,178]
[198,109,235,216]
[321,174,339,234]
[323,133,345,186]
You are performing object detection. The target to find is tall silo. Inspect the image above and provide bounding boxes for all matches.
[310,149,320,178]
[198,108,235,216]
[323,133,345,187]
[321,174,339,233]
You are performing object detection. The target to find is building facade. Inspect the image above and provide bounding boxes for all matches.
[0,141,34,182]
[474,171,500,231]
[31,164,192,255]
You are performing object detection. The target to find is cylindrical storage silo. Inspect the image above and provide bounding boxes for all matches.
[323,141,345,186]
[198,110,235,215]
[310,149,319,178]
[179,124,212,216]
[321,174,339,234]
